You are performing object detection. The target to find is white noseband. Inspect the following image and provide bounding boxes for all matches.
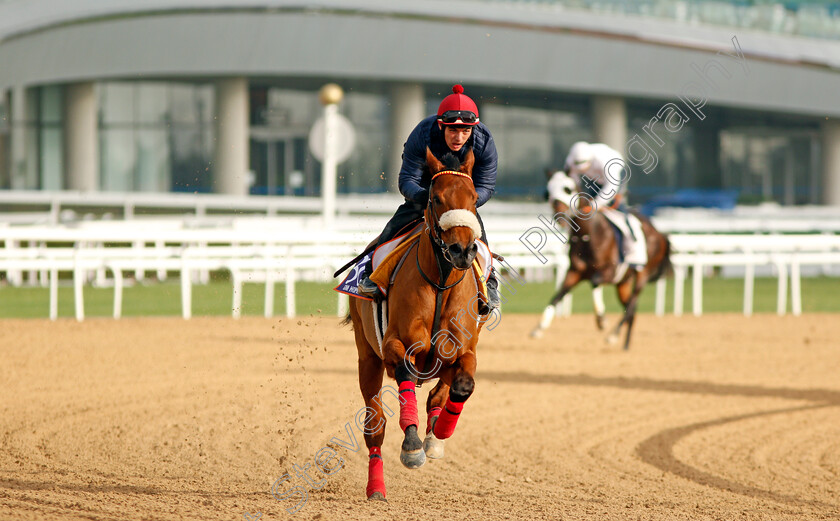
[438,209,482,240]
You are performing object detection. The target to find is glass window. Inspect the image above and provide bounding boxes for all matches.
[98,81,214,193]
[100,83,135,125]
[339,92,388,194]
[170,85,199,125]
[0,134,8,189]
[135,129,170,191]
[40,128,63,190]
[720,128,819,205]
[170,128,211,192]
[625,101,698,203]
[36,86,64,190]
[266,89,317,128]
[40,86,63,124]
[23,124,39,190]
[136,84,169,125]
[0,95,8,130]
[100,129,136,191]
[0,93,9,189]
[482,102,588,198]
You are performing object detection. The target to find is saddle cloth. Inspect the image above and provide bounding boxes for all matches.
[335,222,493,301]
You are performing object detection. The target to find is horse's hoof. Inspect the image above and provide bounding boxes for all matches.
[400,425,426,469]
[367,491,387,502]
[529,327,543,339]
[400,447,426,469]
[606,333,619,345]
[423,431,445,459]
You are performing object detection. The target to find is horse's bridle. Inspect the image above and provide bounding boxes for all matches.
[417,169,476,289]
[413,168,475,383]
[424,169,475,270]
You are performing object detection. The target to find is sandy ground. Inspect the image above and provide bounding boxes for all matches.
[1,311,839,521]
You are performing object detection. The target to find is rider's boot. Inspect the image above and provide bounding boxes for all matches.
[622,209,648,271]
[357,267,384,301]
[479,270,501,315]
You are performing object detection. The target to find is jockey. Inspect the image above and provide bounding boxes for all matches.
[357,84,501,310]
[564,141,648,269]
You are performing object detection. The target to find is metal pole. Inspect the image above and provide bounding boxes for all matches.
[318,84,344,230]
[322,103,338,229]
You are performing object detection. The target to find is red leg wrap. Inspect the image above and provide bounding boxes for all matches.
[426,406,442,434]
[432,398,465,440]
[398,381,418,432]
[366,447,386,498]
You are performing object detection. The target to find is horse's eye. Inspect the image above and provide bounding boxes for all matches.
[433,196,442,204]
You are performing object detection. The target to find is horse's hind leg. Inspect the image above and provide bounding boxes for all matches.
[354,324,388,500]
[592,285,607,331]
[422,380,449,459]
[531,270,583,338]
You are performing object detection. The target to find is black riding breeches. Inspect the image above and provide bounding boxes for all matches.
[378,200,426,244]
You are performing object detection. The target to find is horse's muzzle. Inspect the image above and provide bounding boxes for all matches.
[445,241,478,270]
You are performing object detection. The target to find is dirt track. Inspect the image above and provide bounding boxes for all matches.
[1,312,839,521]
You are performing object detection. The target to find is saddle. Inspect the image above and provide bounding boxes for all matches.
[335,223,492,302]
[600,207,647,281]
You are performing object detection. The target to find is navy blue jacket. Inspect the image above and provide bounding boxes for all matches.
[398,115,497,208]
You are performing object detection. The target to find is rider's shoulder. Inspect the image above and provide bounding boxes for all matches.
[416,114,438,132]
[591,142,623,158]
[470,123,495,152]
[403,115,438,149]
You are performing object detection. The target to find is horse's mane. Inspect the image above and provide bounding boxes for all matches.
[439,151,463,172]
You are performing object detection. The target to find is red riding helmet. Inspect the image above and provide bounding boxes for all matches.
[437,84,479,126]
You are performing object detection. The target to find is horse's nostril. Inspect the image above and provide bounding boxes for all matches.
[449,244,463,256]
[468,243,478,255]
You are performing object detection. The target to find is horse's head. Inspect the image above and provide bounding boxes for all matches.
[546,169,578,217]
[425,147,480,270]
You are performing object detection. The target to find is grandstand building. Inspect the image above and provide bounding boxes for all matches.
[1,0,839,205]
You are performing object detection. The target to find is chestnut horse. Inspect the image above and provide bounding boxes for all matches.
[347,148,487,501]
[531,170,671,350]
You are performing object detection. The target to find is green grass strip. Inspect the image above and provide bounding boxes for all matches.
[2,276,839,319]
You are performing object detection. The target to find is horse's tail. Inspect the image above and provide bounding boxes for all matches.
[649,235,672,282]
[340,313,353,328]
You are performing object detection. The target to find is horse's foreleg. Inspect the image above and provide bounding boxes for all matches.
[422,380,449,459]
[621,272,649,351]
[531,270,583,338]
[608,271,647,349]
[607,275,634,345]
[433,352,476,440]
[390,344,426,470]
[357,353,388,501]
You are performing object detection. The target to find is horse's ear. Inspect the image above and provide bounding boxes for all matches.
[425,147,444,173]
[460,148,475,176]
[544,168,556,180]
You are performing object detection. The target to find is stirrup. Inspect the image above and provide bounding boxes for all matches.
[478,286,500,315]
[357,276,384,300]
[487,284,501,310]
